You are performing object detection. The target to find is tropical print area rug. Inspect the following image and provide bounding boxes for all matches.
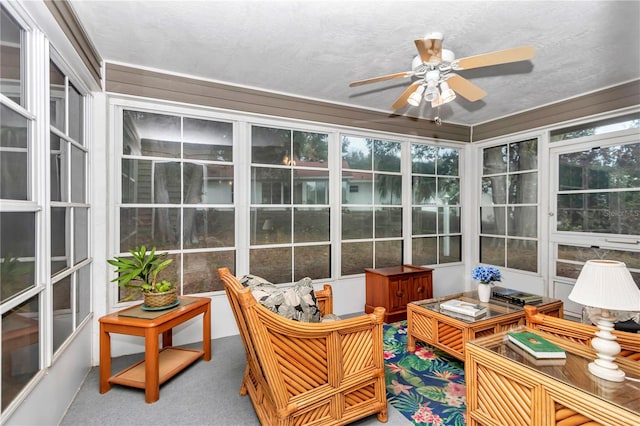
[383,321,467,426]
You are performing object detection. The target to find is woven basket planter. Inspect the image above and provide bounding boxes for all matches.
[143,288,178,308]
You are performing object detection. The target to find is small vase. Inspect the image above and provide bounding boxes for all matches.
[477,283,491,303]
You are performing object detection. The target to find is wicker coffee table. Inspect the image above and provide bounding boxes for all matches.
[407,289,563,360]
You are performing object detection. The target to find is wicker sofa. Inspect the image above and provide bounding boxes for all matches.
[524,305,640,363]
[218,267,388,425]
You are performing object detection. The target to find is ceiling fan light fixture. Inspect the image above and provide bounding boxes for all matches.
[424,84,439,102]
[407,85,426,106]
[439,81,456,104]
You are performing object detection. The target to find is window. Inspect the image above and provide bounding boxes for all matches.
[250,125,330,283]
[480,138,538,272]
[550,112,640,142]
[117,109,235,298]
[411,144,461,265]
[341,135,402,275]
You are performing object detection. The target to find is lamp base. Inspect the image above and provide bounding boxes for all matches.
[589,310,626,382]
[588,361,625,382]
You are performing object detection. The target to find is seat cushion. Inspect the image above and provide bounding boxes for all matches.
[242,275,321,323]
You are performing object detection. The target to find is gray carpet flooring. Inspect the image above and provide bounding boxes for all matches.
[59,334,409,425]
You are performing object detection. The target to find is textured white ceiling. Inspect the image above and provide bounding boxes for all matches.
[69,0,640,126]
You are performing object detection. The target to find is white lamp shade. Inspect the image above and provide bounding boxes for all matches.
[568,260,640,311]
[407,85,425,106]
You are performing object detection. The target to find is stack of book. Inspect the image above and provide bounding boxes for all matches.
[507,331,566,359]
[440,299,487,317]
[492,288,542,305]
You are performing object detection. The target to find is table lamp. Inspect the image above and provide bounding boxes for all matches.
[568,260,640,382]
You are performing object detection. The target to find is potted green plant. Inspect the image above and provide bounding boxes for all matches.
[107,245,177,308]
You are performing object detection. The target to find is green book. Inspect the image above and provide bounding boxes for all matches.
[506,331,566,359]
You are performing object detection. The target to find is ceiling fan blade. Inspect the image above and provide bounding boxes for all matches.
[446,74,487,102]
[414,38,443,65]
[454,45,536,70]
[349,71,413,87]
[391,81,421,110]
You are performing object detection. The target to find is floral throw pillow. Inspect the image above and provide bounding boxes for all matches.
[241,275,321,323]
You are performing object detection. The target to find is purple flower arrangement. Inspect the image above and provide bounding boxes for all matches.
[472,265,501,285]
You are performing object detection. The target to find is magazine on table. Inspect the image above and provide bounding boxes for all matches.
[439,299,487,317]
[492,288,542,305]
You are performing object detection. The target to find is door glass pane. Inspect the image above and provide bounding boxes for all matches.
[557,191,640,234]
[1,104,29,200]
[1,212,36,302]
[68,83,83,144]
[50,61,65,131]
[1,6,23,106]
[293,131,328,166]
[342,136,371,170]
[183,118,232,161]
[294,207,329,243]
[341,241,372,275]
[2,296,40,412]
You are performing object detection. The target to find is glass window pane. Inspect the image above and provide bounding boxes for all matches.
[438,177,459,205]
[509,172,537,204]
[183,250,234,293]
[557,191,640,235]
[411,144,436,174]
[119,207,181,251]
[437,147,459,176]
[251,167,291,204]
[412,176,436,205]
[294,208,329,243]
[76,265,91,326]
[183,208,234,248]
[293,131,328,166]
[50,61,65,131]
[509,139,537,171]
[508,206,537,238]
[251,126,291,165]
[375,207,402,238]
[439,235,462,264]
[342,170,372,204]
[183,118,232,161]
[2,296,40,412]
[293,170,329,204]
[438,206,460,234]
[481,206,506,235]
[374,140,400,172]
[551,112,640,142]
[412,237,437,265]
[558,245,640,270]
[294,245,330,281]
[507,239,537,272]
[51,207,69,275]
[250,208,291,245]
[50,133,63,201]
[250,247,292,284]
[342,135,371,170]
[121,160,181,204]
[70,144,85,203]
[482,176,507,205]
[483,145,507,174]
[480,236,505,267]
[53,276,72,354]
[1,212,36,302]
[342,207,372,239]
[1,6,23,106]
[341,241,372,275]
[375,240,402,268]
[1,104,29,200]
[412,207,436,235]
[123,110,181,157]
[74,207,88,263]
[68,83,83,144]
[201,165,233,204]
[374,174,401,205]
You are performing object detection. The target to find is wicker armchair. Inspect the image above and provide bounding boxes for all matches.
[218,267,388,425]
[524,305,640,363]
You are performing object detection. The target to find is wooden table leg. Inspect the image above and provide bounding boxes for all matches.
[162,329,172,348]
[203,302,211,361]
[144,328,160,403]
[99,324,111,394]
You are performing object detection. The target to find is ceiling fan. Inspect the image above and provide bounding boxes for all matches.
[349,32,535,112]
